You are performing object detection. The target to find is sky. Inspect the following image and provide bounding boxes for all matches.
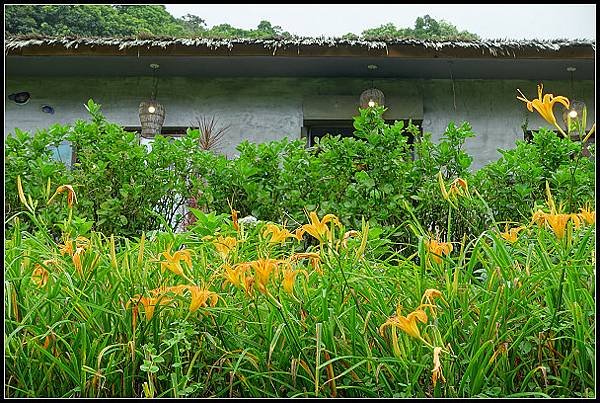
[164,4,596,40]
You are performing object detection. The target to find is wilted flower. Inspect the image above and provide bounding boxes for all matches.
[432,347,446,387]
[48,185,78,208]
[32,264,49,288]
[290,252,322,274]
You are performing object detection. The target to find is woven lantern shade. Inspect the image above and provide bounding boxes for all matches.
[138,99,165,138]
[359,88,385,108]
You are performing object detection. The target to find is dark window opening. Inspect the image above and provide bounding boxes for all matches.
[302,119,422,147]
[123,126,189,137]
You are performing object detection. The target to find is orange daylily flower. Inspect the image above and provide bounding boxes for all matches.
[380,307,429,339]
[183,285,219,313]
[231,208,240,232]
[448,177,470,199]
[213,236,237,260]
[425,236,453,264]
[578,205,595,225]
[517,84,570,137]
[281,266,309,297]
[302,211,341,242]
[500,225,525,244]
[222,262,251,289]
[250,258,284,295]
[532,210,547,227]
[128,294,174,321]
[290,252,322,274]
[545,213,571,240]
[160,248,193,278]
[263,223,296,244]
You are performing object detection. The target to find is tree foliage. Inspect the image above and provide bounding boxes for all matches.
[4,5,292,38]
[356,14,480,41]
[6,5,477,41]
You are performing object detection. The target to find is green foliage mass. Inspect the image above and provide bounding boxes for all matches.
[5,101,594,245]
[5,6,477,41]
[355,15,480,41]
[4,5,292,38]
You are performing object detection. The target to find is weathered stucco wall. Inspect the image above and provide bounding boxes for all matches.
[5,77,595,169]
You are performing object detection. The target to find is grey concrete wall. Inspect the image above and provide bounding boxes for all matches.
[5,77,595,169]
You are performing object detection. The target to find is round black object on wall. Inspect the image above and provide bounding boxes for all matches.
[8,92,31,105]
[41,105,55,114]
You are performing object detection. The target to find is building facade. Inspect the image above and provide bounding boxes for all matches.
[5,37,596,169]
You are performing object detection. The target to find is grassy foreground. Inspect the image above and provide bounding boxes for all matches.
[5,195,596,398]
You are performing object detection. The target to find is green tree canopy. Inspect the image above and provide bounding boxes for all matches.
[360,15,480,41]
[6,5,478,41]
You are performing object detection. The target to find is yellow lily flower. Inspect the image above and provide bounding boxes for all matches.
[531,210,547,227]
[432,347,446,387]
[160,248,193,278]
[380,306,428,339]
[213,236,237,260]
[72,246,85,275]
[128,295,174,321]
[48,184,78,208]
[281,266,309,297]
[250,258,283,295]
[263,223,296,244]
[222,262,250,289]
[517,84,570,137]
[183,285,220,313]
[420,288,445,318]
[545,213,571,239]
[302,211,341,242]
[448,177,470,199]
[425,236,453,264]
[500,225,525,244]
[578,205,595,225]
[290,252,322,274]
[294,228,306,241]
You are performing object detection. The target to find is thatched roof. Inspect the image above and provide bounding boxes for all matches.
[5,35,595,58]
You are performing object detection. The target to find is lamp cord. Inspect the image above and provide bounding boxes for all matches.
[151,69,159,100]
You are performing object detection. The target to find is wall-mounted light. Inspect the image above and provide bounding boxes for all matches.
[139,63,165,137]
[8,91,30,105]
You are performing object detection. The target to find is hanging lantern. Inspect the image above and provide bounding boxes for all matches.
[139,100,165,137]
[139,64,165,138]
[360,88,385,108]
